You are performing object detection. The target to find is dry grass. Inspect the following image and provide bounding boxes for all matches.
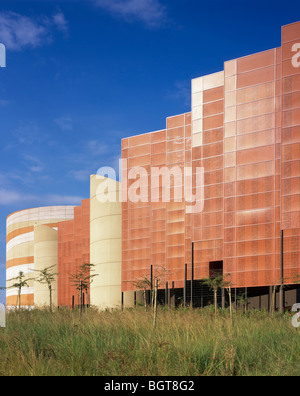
[0,307,299,376]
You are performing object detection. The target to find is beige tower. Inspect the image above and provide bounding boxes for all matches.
[90,175,122,309]
[6,206,75,309]
[34,225,58,309]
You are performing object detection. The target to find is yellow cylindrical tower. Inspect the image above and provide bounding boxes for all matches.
[90,175,122,309]
[34,225,58,309]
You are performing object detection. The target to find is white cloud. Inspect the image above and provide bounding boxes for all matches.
[0,11,68,51]
[0,100,10,107]
[0,12,48,50]
[68,140,119,182]
[0,168,52,190]
[43,194,83,206]
[51,11,69,33]
[93,0,167,28]
[84,140,110,156]
[54,116,73,131]
[23,154,45,173]
[70,169,91,182]
[165,80,191,107]
[0,189,36,205]
[0,188,83,206]
[5,121,49,150]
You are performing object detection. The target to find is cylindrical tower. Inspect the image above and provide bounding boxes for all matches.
[90,175,122,309]
[6,206,75,309]
[34,225,58,309]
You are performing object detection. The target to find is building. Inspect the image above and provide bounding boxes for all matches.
[121,20,300,309]
[6,206,75,309]
[6,20,300,311]
[6,176,122,310]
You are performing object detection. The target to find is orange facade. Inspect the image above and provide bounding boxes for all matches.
[122,114,192,292]
[122,21,300,292]
[57,199,90,307]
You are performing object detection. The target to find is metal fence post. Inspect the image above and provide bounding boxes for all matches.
[191,242,194,308]
[184,264,187,308]
[280,230,284,314]
[165,282,168,307]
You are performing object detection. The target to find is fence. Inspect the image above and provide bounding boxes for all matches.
[133,280,249,310]
[129,264,300,312]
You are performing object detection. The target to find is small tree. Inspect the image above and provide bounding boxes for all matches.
[270,285,279,316]
[69,263,97,315]
[132,266,170,311]
[133,278,149,312]
[237,294,250,313]
[35,265,58,312]
[223,274,233,318]
[202,275,233,317]
[202,275,225,316]
[7,271,32,310]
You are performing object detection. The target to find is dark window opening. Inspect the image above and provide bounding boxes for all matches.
[209,261,223,279]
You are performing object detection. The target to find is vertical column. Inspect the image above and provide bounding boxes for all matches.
[191,77,203,281]
[184,113,192,288]
[281,22,300,283]
[231,49,276,289]
[166,114,186,289]
[150,129,167,289]
[201,72,224,276]
[191,72,224,282]
[192,77,203,147]
[121,138,130,297]
[224,59,237,288]
[123,134,151,294]
[90,175,122,309]
[275,46,282,288]
[34,225,58,308]
[57,219,74,307]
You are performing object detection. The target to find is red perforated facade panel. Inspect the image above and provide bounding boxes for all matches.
[57,199,90,307]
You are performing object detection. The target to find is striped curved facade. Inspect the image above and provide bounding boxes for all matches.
[6,206,75,309]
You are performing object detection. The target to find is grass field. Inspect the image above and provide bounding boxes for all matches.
[0,307,299,376]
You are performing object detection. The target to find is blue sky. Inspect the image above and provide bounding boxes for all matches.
[0,0,300,303]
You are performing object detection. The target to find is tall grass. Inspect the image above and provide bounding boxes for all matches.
[0,307,299,376]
